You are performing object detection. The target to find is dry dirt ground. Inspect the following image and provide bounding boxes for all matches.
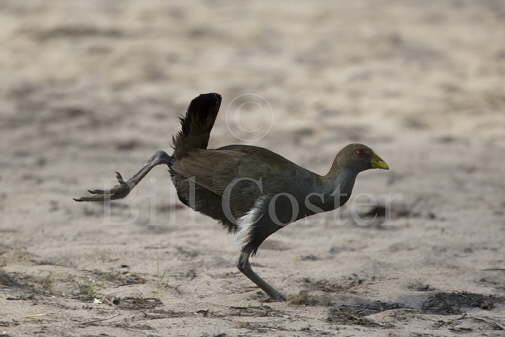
[1,1,505,336]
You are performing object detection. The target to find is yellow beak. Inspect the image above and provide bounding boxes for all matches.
[371,153,389,170]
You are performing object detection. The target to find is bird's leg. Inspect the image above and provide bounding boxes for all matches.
[237,251,287,302]
[74,150,173,202]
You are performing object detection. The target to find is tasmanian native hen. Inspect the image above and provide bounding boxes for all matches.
[75,93,389,301]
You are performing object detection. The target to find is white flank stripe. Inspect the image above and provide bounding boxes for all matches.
[235,196,268,250]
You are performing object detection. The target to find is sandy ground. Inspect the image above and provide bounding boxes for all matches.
[1,0,505,336]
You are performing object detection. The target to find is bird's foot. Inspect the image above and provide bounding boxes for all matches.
[74,171,131,202]
[269,291,287,302]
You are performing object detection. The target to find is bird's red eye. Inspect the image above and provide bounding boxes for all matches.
[356,149,367,157]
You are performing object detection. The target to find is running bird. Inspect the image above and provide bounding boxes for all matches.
[74,93,389,301]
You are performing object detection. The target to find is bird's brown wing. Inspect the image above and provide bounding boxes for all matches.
[171,149,244,195]
[171,146,300,196]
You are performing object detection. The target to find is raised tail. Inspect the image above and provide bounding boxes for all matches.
[172,93,222,160]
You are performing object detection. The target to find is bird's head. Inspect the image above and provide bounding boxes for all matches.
[333,143,389,173]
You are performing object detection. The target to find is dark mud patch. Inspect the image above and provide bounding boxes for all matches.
[328,246,358,255]
[140,308,188,320]
[421,292,504,315]
[360,204,413,219]
[322,291,504,328]
[356,201,437,227]
[0,320,19,328]
[229,305,285,318]
[115,323,156,331]
[300,254,322,261]
[111,296,162,310]
[0,271,24,288]
[407,280,436,292]
[325,299,413,328]
[365,203,432,219]
[335,300,407,316]
[0,271,55,296]
[299,274,369,293]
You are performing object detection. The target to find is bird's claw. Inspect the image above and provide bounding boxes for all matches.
[115,171,125,184]
[74,172,131,202]
[273,293,287,302]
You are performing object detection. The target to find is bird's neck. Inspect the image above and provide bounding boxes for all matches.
[318,167,359,210]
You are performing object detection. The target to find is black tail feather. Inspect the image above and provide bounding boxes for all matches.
[172,93,221,160]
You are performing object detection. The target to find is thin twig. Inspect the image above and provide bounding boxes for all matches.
[23,313,51,318]
[468,315,505,330]
[79,313,120,326]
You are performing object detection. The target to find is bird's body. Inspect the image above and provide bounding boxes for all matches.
[75,93,389,301]
[171,144,358,251]
[170,144,310,227]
